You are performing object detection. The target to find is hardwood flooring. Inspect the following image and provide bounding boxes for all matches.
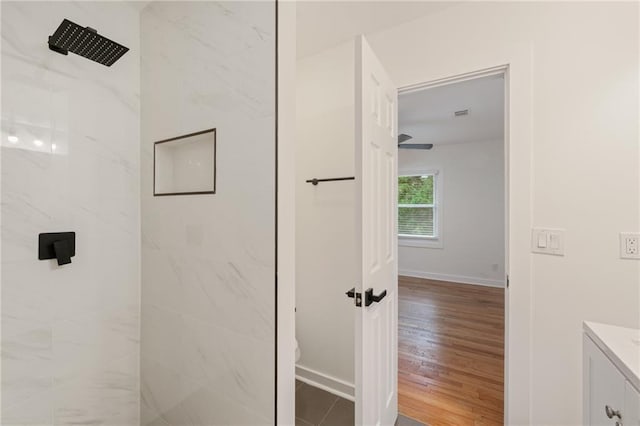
[398,276,505,426]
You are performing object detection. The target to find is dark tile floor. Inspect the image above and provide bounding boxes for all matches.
[395,415,426,426]
[295,380,426,426]
[296,380,352,426]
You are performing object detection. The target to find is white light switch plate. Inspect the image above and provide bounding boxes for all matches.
[620,232,640,259]
[532,228,565,256]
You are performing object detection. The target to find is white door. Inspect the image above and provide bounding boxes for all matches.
[354,35,398,426]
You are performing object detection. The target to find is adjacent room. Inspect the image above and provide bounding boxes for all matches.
[396,75,506,425]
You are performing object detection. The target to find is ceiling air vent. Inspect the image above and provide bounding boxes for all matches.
[454,109,469,117]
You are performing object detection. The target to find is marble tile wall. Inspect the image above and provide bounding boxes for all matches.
[140,2,276,425]
[1,2,140,424]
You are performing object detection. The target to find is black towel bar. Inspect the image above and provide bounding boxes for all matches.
[306,177,355,185]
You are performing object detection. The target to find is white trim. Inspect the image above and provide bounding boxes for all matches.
[398,235,443,249]
[295,364,355,401]
[276,3,296,425]
[399,65,508,95]
[399,270,505,288]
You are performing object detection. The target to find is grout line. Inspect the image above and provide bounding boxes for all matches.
[295,417,314,426]
[317,395,339,426]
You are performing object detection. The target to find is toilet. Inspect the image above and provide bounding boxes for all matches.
[295,338,301,362]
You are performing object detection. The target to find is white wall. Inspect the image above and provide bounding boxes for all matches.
[295,40,356,395]
[1,2,140,424]
[398,139,505,287]
[368,2,639,425]
[140,2,276,424]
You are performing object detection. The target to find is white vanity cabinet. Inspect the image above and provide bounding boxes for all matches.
[584,322,640,426]
[626,382,640,426]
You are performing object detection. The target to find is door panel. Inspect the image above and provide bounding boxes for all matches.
[355,35,398,426]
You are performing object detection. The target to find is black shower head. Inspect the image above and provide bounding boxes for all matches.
[48,19,129,67]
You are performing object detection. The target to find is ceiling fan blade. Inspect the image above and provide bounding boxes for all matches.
[398,133,413,144]
[398,144,433,150]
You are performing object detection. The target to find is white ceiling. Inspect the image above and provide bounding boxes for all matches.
[399,75,505,146]
[296,1,455,58]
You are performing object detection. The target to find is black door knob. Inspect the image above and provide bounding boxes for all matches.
[364,288,387,307]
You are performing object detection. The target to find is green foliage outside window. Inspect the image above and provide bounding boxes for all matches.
[398,175,433,204]
[398,175,435,237]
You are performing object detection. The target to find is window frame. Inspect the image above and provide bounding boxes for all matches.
[398,169,443,249]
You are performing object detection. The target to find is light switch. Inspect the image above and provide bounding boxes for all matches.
[532,228,565,256]
[537,232,548,248]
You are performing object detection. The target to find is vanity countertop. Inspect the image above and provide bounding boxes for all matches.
[584,321,640,391]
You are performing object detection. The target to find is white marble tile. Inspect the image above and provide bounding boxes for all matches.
[2,387,54,426]
[179,315,275,419]
[142,367,271,426]
[140,1,276,424]
[2,1,140,424]
[140,356,205,426]
[53,305,139,385]
[176,382,271,426]
[143,249,274,340]
[141,303,183,372]
[54,354,139,426]
[1,328,53,409]
[1,262,56,339]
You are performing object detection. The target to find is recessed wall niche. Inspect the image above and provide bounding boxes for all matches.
[154,128,216,196]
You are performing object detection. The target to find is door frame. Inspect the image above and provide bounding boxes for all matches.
[397,64,511,422]
[276,1,297,425]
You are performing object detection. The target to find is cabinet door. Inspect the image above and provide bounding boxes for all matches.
[584,335,626,425]
[625,382,640,426]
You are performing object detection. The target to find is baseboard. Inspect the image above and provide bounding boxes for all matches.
[399,269,505,288]
[295,364,355,401]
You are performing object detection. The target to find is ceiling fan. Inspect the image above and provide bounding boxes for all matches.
[398,133,433,150]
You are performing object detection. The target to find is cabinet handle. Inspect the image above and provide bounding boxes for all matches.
[605,405,622,420]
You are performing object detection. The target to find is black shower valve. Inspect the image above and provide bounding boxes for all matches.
[38,232,75,266]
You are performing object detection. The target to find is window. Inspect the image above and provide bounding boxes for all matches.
[398,171,442,247]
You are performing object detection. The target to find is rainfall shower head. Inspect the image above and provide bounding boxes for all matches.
[48,19,129,67]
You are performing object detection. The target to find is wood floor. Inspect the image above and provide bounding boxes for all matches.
[398,276,505,426]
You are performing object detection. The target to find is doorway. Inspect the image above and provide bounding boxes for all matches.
[287,22,511,422]
[396,73,507,425]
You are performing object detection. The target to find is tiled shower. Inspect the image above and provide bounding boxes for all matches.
[1,1,277,425]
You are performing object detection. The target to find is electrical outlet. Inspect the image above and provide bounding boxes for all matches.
[620,233,640,259]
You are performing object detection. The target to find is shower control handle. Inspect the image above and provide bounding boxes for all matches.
[364,288,387,307]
